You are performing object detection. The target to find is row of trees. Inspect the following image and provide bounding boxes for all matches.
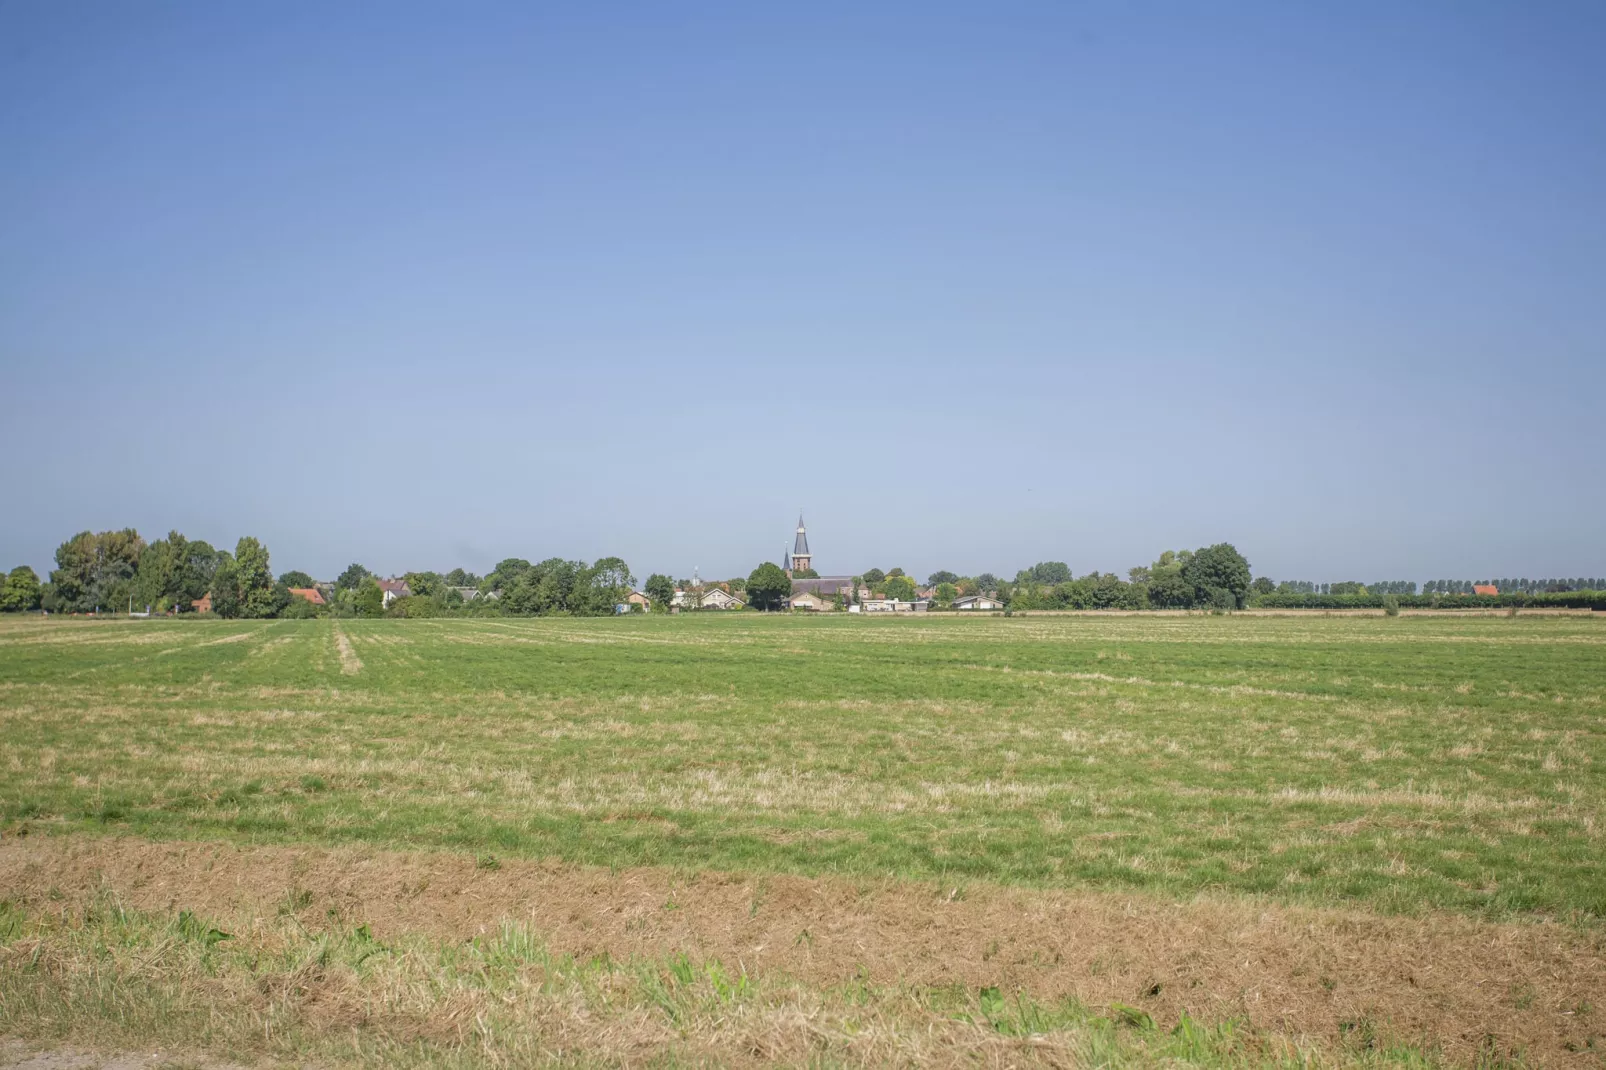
[5,529,1599,618]
[490,557,634,616]
[1424,578,1601,594]
[264,557,636,618]
[1001,545,1255,611]
[658,545,1258,613]
[1,527,648,620]
[1268,578,1602,597]
[22,528,307,619]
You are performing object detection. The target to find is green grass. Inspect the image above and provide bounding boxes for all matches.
[1,613,1603,921]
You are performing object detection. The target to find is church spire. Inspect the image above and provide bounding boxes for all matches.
[790,513,812,574]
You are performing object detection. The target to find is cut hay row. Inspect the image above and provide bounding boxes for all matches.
[1,835,1599,1067]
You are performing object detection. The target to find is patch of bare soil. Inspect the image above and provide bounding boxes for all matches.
[0,1038,246,1070]
[2,836,1602,1065]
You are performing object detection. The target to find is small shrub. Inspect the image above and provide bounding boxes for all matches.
[1383,595,1400,617]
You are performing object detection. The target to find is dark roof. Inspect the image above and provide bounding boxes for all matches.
[793,514,809,556]
[791,575,853,595]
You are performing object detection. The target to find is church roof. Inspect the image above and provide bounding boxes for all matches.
[793,514,810,556]
[791,576,854,595]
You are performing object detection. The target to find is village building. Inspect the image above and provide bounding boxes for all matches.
[626,590,651,609]
[376,578,412,607]
[700,587,745,610]
[789,590,833,611]
[191,593,212,614]
[787,514,811,575]
[288,587,325,605]
[859,598,930,613]
[785,516,856,603]
[953,594,1005,611]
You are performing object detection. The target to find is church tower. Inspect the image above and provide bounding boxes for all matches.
[790,514,812,575]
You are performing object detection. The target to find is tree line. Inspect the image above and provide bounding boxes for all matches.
[0,529,637,619]
[643,544,1262,613]
[0,529,296,618]
[3,529,1599,616]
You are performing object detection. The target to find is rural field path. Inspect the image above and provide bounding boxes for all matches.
[330,624,362,674]
[3,834,1602,1066]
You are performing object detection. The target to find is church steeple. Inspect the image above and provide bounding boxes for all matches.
[790,514,812,574]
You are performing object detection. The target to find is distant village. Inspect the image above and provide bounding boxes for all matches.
[7,520,1599,619]
[659,516,1001,614]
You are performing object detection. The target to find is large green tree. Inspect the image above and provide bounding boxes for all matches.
[133,531,225,612]
[1,566,41,612]
[883,575,917,602]
[589,557,635,600]
[233,537,278,618]
[486,558,532,593]
[134,532,185,611]
[177,540,222,607]
[354,577,384,618]
[1182,543,1253,609]
[926,571,958,586]
[335,563,372,591]
[1020,561,1072,585]
[403,571,442,598]
[49,529,145,612]
[208,557,242,617]
[278,570,315,589]
[746,562,791,611]
[1144,550,1194,608]
[644,573,675,611]
[861,568,886,586]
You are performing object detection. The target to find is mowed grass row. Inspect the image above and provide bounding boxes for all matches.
[0,893,1458,1070]
[0,613,1602,920]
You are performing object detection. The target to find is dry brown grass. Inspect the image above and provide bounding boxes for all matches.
[332,626,363,675]
[4,834,1602,1066]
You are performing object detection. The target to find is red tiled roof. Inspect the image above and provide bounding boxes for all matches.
[1473,584,1499,596]
[288,587,325,605]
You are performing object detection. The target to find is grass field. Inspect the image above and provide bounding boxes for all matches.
[2,613,1604,1067]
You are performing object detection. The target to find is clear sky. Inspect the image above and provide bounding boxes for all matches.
[3,1,1603,586]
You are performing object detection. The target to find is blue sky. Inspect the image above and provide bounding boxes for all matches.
[3,1,1603,585]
